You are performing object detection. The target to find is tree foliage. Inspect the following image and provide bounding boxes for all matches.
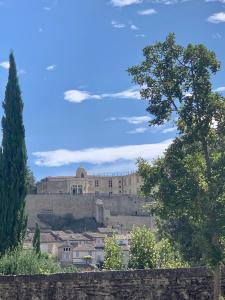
[129,33,225,268]
[103,235,123,270]
[128,226,186,269]
[0,248,77,275]
[0,53,28,254]
[129,226,157,269]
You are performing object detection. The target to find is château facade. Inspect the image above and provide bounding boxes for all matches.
[37,167,143,196]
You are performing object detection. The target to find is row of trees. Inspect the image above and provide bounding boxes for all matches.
[103,226,187,270]
[128,33,225,298]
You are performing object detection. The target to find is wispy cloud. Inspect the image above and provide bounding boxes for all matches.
[106,115,151,124]
[111,0,143,7]
[138,8,157,15]
[215,86,225,92]
[205,0,225,3]
[64,87,141,103]
[128,127,148,134]
[130,24,139,30]
[135,33,146,38]
[43,6,51,10]
[33,139,172,167]
[212,33,222,39]
[111,20,126,28]
[162,127,177,133]
[64,90,101,103]
[207,12,225,23]
[46,64,56,71]
[0,61,9,69]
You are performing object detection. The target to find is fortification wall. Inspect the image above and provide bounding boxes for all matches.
[26,194,151,228]
[0,268,216,299]
[106,215,154,231]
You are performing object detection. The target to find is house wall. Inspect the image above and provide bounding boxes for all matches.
[0,267,218,300]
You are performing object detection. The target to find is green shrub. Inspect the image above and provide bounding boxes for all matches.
[0,248,76,275]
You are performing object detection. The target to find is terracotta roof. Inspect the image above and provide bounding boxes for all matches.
[51,231,90,242]
[83,232,107,239]
[25,231,61,243]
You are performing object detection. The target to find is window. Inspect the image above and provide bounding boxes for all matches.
[88,251,92,256]
[95,180,99,187]
[64,247,70,252]
[78,185,83,195]
[95,191,99,195]
[76,251,79,257]
[72,185,83,195]
[118,180,121,184]
[109,180,112,188]
[81,173,84,178]
[109,191,112,196]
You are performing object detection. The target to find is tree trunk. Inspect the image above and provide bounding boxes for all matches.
[213,264,221,300]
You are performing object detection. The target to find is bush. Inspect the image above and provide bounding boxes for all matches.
[0,248,76,275]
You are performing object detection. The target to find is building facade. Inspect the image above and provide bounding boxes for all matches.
[37,167,143,196]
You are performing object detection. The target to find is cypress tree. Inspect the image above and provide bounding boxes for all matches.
[33,223,41,256]
[1,52,28,253]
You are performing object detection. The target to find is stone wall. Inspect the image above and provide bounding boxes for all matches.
[0,268,215,300]
[106,215,154,231]
[26,194,152,228]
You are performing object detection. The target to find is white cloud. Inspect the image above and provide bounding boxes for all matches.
[46,64,56,71]
[128,127,148,134]
[162,127,177,133]
[215,86,225,92]
[43,6,51,10]
[0,61,9,69]
[111,0,143,7]
[64,90,101,103]
[130,24,139,30]
[205,0,225,3]
[135,33,146,38]
[18,69,26,75]
[64,87,141,103]
[207,12,225,23]
[111,20,126,28]
[102,87,141,99]
[106,115,151,124]
[138,8,157,15]
[33,139,172,167]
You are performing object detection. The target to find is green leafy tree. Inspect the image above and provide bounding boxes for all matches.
[32,223,41,256]
[26,167,37,194]
[156,238,188,269]
[103,235,123,270]
[128,33,225,298]
[1,53,28,254]
[129,226,157,269]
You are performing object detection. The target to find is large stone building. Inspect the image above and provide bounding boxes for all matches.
[37,167,143,196]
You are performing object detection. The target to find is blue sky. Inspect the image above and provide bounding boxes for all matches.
[0,0,225,180]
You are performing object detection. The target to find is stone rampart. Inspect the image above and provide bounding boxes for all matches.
[0,268,215,299]
[26,194,152,228]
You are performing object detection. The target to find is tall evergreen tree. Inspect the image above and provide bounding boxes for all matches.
[33,223,41,256]
[1,52,28,253]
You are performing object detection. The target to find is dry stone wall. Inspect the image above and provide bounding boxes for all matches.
[0,268,216,300]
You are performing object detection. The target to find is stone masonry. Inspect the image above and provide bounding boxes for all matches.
[0,268,217,300]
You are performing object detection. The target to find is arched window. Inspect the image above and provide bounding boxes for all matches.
[81,173,84,178]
